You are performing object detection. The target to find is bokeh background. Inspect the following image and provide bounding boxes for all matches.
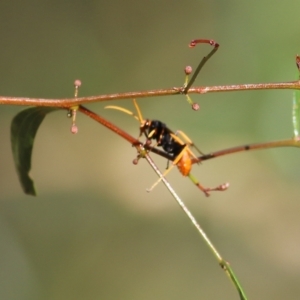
[1,1,300,299]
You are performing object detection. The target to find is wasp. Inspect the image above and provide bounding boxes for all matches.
[105,99,228,196]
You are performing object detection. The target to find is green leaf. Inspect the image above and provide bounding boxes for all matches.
[10,107,60,196]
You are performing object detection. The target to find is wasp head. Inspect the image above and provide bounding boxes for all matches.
[139,119,151,137]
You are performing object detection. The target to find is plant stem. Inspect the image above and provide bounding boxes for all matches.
[184,39,219,93]
[71,106,251,296]
[78,105,300,165]
[1,80,300,107]
[140,145,247,300]
[78,105,173,160]
[195,138,300,164]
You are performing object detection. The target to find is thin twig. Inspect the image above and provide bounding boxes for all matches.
[195,138,300,164]
[139,145,247,300]
[78,105,173,160]
[1,81,300,107]
[184,39,219,93]
[78,105,300,166]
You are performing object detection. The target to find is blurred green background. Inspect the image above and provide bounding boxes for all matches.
[1,1,300,299]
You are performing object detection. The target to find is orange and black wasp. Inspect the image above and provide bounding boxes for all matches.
[105,99,228,196]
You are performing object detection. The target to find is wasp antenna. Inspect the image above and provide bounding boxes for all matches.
[133,99,144,123]
[105,105,139,121]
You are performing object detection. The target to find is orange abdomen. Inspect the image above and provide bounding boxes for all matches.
[177,150,192,176]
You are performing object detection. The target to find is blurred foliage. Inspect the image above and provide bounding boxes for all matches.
[1,1,300,299]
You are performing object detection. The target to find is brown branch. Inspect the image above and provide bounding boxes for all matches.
[196,81,300,94]
[194,138,300,164]
[78,105,174,161]
[1,80,300,107]
[78,105,300,168]
[78,105,138,144]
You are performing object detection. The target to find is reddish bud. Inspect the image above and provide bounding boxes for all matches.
[71,124,78,134]
[132,158,139,165]
[74,79,82,87]
[192,103,200,111]
[185,66,192,75]
[189,41,196,48]
[218,183,230,191]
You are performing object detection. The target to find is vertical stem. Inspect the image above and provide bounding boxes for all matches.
[139,145,247,300]
[184,40,219,93]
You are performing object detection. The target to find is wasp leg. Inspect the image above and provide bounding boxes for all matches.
[169,132,185,145]
[175,130,204,156]
[171,131,204,160]
[146,163,176,192]
[188,173,229,197]
[170,132,200,163]
[144,129,161,150]
[146,146,188,192]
